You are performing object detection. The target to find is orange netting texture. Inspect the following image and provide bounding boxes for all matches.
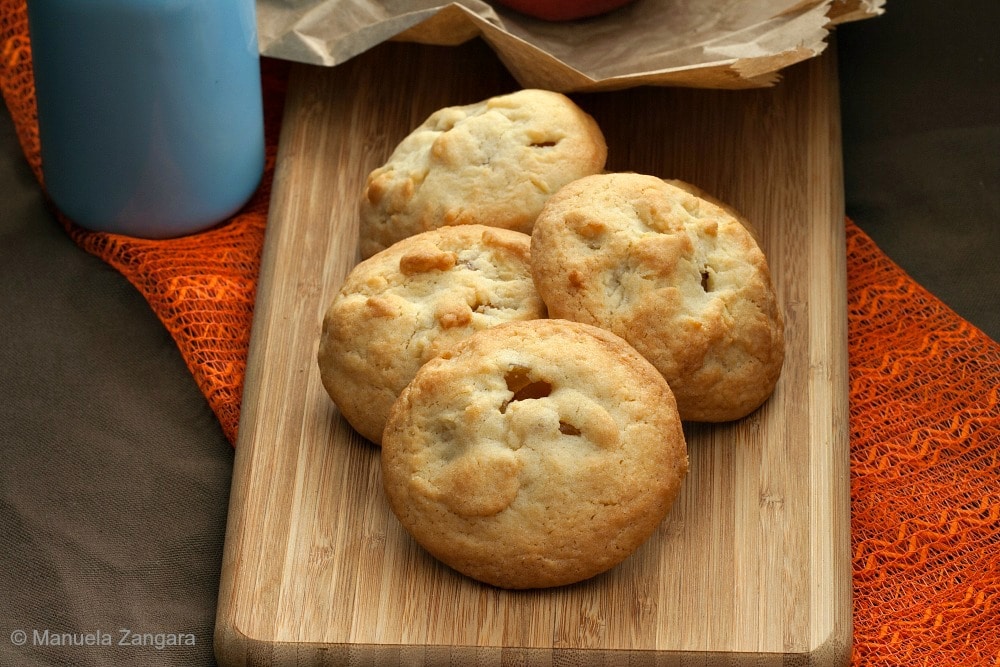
[846,228,1000,666]
[2,0,998,663]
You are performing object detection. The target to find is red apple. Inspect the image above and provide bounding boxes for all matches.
[492,0,638,21]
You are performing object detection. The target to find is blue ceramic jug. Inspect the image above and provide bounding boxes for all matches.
[27,0,265,238]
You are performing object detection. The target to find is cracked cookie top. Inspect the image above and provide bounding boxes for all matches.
[380,318,688,589]
[530,173,785,422]
[318,225,546,445]
[358,88,607,259]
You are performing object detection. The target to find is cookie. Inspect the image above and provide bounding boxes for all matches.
[359,88,607,259]
[530,173,785,422]
[318,225,546,445]
[381,318,688,589]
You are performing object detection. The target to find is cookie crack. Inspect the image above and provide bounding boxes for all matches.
[499,366,552,414]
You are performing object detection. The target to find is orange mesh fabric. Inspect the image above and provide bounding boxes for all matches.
[846,225,1000,666]
[2,0,999,662]
[0,0,38,182]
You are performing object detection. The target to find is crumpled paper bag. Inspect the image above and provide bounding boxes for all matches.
[256,0,884,91]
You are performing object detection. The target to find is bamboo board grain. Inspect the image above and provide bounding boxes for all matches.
[215,38,851,666]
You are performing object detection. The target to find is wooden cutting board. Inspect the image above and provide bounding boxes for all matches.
[215,38,850,666]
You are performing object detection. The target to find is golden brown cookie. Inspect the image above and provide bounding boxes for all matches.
[318,225,546,445]
[381,318,688,589]
[530,173,785,422]
[359,88,607,259]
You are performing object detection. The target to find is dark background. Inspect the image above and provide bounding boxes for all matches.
[1,1,997,665]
